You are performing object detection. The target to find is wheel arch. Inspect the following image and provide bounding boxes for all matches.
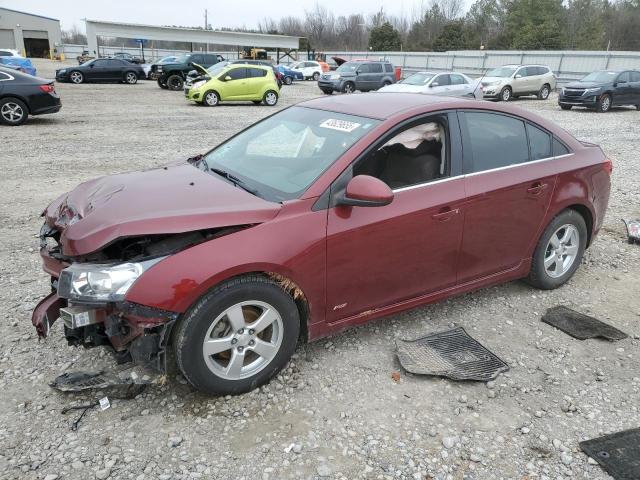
[0,94,31,113]
[566,203,594,247]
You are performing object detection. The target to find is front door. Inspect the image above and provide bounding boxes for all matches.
[457,111,557,283]
[325,113,465,322]
[512,67,531,94]
[221,67,249,100]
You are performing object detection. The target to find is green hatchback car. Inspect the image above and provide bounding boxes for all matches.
[185,64,280,106]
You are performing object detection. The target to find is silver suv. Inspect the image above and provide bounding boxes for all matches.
[481,64,557,101]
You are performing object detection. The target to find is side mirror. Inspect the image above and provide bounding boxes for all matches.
[224,75,232,81]
[337,175,394,207]
[430,82,439,87]
[515,74,522,78]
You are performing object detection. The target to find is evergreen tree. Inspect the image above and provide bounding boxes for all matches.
[369,22,402,51]
[504,0,566,49]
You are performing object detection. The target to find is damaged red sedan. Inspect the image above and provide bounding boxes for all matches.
[33,93,611,395]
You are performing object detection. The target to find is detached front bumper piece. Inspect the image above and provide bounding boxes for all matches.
[32,292,66,337]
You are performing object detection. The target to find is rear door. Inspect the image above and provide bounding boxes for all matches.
[614,71,632,104]
[449,73,471,96]
[630,71,640,104]
[246,67,266,96]
[457,111,557,282]
[369,62,384,89]
[106,59,125,80]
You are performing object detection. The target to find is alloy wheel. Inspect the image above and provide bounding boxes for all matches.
[205,92,219,106]
[70,72,83,84]
[201,301,283,380]
[344,83,354,94]
[264,92,278,105]
[540,86,550,99]
[544,224,580,278]
[502,87,511,101]
[126,73,137,84]
[1,102,24,123]
[601,95,611,112]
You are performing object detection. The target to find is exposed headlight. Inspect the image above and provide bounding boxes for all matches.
[192,80,206,89]
[486,80,501,86]
[330,73,340,80]
[156,66,163,71]
[57,258,165,303]
[584,87,601,95]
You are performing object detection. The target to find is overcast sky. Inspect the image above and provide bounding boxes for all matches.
[3,0,466,32]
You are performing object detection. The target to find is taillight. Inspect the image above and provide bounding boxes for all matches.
[603,158,613,175]
[39,84,55,94]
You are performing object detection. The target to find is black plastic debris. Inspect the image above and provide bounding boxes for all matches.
[580,428,640,480]
[542,306,627,341]
[395,327,509,382]
[622,219,640,244]
[50,370,150,399]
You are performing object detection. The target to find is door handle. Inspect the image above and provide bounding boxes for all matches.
[432,208,460,221]
[527,182,548,195]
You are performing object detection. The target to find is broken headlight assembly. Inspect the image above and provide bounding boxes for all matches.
[57,258,165,303]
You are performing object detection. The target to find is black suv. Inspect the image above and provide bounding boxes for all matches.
[151,53,220,90]
[318,60,396,94]
[558,70,640,112]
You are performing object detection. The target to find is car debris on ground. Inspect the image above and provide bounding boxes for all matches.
[541,306,628,341]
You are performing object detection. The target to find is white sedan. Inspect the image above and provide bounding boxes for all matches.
[379,71,482,99]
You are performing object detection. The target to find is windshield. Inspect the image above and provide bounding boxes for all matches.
[581,71,618,83]
[207,61,229,73]
[486,67,516,78]
[336,62,360,73]
[159,56,177,64]
[202,107,380,202]
[173,54,192,63]
[401,73,435,86]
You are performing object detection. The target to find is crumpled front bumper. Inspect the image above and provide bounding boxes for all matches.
[32,291,66,337]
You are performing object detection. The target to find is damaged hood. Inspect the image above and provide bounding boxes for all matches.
[44,163,281,257]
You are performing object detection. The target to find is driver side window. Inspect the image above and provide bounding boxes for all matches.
[353,117,448,190]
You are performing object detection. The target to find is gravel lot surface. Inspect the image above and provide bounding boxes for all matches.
[1,59,639,480]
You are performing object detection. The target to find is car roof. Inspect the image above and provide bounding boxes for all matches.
[298,92,464,120]
[226,63,272,71]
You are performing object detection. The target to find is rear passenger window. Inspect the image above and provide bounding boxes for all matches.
[370,63,383,73]
[553,138,570,156]
[450,74,466,85]
[465,112,529,172]
[435,74,451,86]
[384,63,393,73]
[631,71,640,82]
[526,124,551,160]
[249,68,267,77]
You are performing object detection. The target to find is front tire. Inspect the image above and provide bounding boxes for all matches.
[157,78,168,89]
[321,89,333,95]
[0,97,29,126]
[560,105,572,110]
[174,275,300,395]
[166,74,184,91]
[537,84,550,100]
[312,72,320,81]
[69,71,83,84]
[342,82,355,94]
[499,86,512,102]
[527,209,587,290]
[263,90,278,106]
[203,90,219,106]
[597,93,611,112]
[124,71,138,84]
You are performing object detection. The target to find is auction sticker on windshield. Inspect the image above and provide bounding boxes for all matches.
[320,119,361,133]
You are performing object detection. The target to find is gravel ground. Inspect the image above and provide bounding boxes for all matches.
[1,59,639,480]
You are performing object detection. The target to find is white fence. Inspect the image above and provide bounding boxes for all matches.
[60,44,640,83]
[323,50,640,83]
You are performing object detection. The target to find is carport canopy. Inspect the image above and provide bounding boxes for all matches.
[85,20,300,56]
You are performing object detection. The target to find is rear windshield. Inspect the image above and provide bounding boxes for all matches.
[581,71,618,82]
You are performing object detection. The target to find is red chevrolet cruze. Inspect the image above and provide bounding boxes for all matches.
[33,93,611,395]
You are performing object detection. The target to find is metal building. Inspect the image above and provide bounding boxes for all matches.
[0,7,62,57]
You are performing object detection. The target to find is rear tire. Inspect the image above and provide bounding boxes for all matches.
[174,275,300,396]
[167,74,184,91]
[560,105,572,110]
[537,84,550,100]
[596,93,611,112]
[0,97,29,126]
[263,90,278,106]
[527,209,587,290]
[284,76,293,85]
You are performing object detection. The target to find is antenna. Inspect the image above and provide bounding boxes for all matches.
[473,58,490,100]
